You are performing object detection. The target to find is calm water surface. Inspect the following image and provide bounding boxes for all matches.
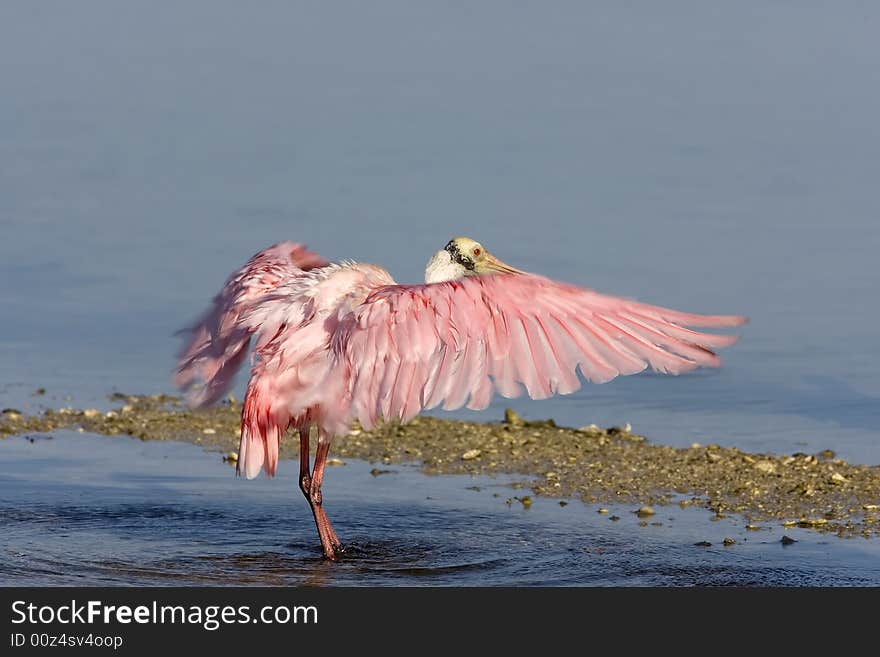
[3,433,878,586]
[1,2,879,584]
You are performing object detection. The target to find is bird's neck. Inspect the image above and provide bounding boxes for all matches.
[424,250,467,284]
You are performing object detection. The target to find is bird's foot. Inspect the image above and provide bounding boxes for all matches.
[321,542,345,561]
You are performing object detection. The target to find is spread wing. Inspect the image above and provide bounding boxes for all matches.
[174,241,329,406]
[339,273,746,428]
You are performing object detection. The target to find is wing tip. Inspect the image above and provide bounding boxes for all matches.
[701,314,749,328]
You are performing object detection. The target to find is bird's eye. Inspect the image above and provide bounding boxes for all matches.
[473,248,482,257]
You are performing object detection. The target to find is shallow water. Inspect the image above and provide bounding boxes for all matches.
[1,2,879,584]
[2,433,879,586]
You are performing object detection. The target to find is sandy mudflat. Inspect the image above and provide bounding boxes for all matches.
[2,394,878,537]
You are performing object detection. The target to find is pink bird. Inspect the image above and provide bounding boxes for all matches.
[175,237,746,560]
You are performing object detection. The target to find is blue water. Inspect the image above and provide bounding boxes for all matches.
[3,433,878,586]
[1,2,879,584]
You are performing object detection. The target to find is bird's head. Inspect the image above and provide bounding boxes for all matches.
[424,237,523,284]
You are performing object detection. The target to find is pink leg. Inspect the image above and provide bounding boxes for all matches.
[298,427,312,502]
[297,427,341,560]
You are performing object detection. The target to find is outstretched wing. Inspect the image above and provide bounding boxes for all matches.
[340,274,747,428]
[174,241,329,406]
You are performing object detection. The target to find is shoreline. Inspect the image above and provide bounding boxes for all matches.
[2,393,879,538]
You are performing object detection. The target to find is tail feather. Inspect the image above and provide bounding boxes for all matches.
[238,379,288,479]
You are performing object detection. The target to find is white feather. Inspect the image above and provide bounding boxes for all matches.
[424,250,468,284]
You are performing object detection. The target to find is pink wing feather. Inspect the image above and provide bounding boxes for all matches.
[341,274,746,429]
[174,241,328,407]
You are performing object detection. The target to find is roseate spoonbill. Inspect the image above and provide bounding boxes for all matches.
[175,237,746,560]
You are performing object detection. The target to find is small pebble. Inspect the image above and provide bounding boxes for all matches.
[461,449,482,461]
[504,408,523,425]
[798,518,827,527]
[223,451,238,462]
[609,515,620,521]
[694,541,712,547]
[635,506,655,518]
[723,537,736,546]
[780,535,797,545]
[754,460,776,474]
[83,409,101,418]
[326,458,346,466]
[597,508,609,514]
[202,428,216,434]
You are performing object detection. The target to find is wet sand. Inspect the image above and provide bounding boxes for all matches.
[2,394,879,538]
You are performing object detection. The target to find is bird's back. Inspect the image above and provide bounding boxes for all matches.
[237,261,395,478]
